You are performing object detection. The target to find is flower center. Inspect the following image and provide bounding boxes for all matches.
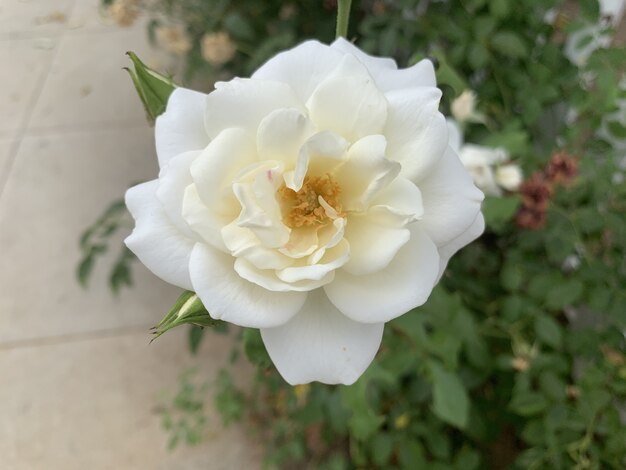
[278,174,343,228]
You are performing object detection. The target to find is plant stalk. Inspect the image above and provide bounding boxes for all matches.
[335,0,353,39]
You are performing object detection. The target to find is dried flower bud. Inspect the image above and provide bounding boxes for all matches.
[201,32,237,66]
[546,151,578,186]
[109,0,140,27]
[515,206,547,230]
[155,25,192,56]
[519,172,553,211]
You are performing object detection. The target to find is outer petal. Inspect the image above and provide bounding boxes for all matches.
[417,147,484,247]
[331,38,436,91]
[446,118,463,153]
[252,40,344,103]
[261,289,384,385]
[384,87,447,181]
[156,150,201,238]
[325,227,439,323]
[205,78,303,138]
[155,88,210,168]
[306,64,388,143]
[189,244,306,328]
[125,180,194,290]
[437,212,485,281]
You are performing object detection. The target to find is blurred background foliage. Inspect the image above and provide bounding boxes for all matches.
[86,0,626,468]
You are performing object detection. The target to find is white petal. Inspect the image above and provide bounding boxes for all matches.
[325,227,439,323]
[182,185,230,252]
[417,147,484,247]
[222,221,292,270]
[384,87,447,181]
[205,78,303,138]
[284,131,349,191]
[125,180,194,289]
[306,67,388,143]
[232,162,290,248]
[189,244,306,327]
[437,212,484,282]
[331,37,396,71]
[235,258,333,292]
[155,88,210,168]
[156,150,201,238]
[252,40,344,103]
[335,135,400,211]
[368,177,424,225]
[190,128,256,215]
[277,239,350,283]
[446,118,463,153]
[257,108,315,164]
[261,289,384,385]
[342,214,410,275]
[330,38,436,91]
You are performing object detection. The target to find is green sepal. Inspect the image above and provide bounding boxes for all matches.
[152,291,221,342]
[124,51,176,121]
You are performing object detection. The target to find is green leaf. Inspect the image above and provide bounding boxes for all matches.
[483,195,521,232]
[427,49,467,96]
[188,325,205,355]
[428,360,470,429]
[534,315,563,349]
[510,391,548,416]
[545,279,583,309]
[490,31,528,58]
[125,51,176,120]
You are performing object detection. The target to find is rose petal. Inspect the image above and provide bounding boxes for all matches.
[190,128,256,215]
[417,147,484,247]
[368,177,424,225]
[156,150,201,238]
[384,87,447,181]
[155,88,210,168]
[125,180,194,289]
[189,244,306,327]
[335,135,400,211]
[252,40,344,103]
[277,239,350,283]
[182,185,230,252]
[257,108,315,164]
[205,78,303,138]
[446,118,463,153]
[325,227,439,323]
[261,289,384,385]
[342,214,410,275]
[331,38,436,91]
[306,61,388,143]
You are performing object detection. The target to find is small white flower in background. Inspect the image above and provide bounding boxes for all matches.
[201,32,237,66]
[447,118,522,196]
[109,0,140,27]
[450,90,485,124]
[125,40,484,385]
[156,25,192,56]
[495,164,523,192]
[560,0,625,66]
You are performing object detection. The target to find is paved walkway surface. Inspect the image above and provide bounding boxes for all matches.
[0,1,260,468]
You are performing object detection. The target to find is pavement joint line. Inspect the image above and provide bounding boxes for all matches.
[0,23,66,201]
[0,323,157,351]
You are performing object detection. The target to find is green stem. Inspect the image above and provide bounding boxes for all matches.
[335,0,353,39]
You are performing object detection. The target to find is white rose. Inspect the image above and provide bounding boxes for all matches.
[495,164,523,192]
[451,89,484,124]
[125,39,484,385]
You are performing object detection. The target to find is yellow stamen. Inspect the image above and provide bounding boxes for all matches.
[278,174,343,228]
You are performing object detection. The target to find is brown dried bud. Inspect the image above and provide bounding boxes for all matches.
[515,207,547,230]
[519,172,553,211]
[511,356,531,372]
[546,151,578,186]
